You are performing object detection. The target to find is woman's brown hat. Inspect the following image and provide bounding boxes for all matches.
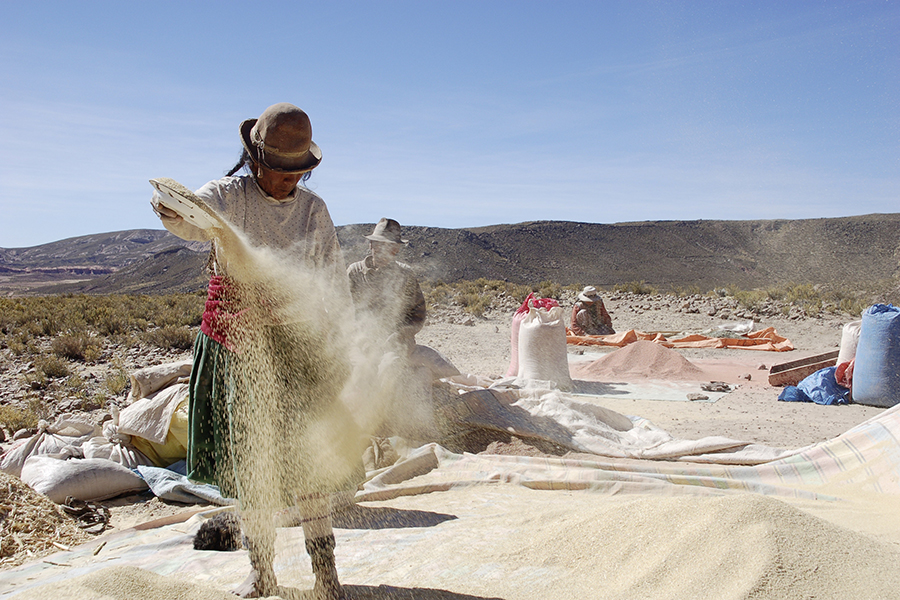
[239,103,322,173]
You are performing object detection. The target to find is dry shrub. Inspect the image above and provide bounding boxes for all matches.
[6,336,29,356]
[93,309,128,336]
[534,280,563,300]
[424,278,539,316]
[51,334,102,362]
[0,404,39,433]
[423,281,454,307]
[23,372,47,391]
[34,355,71,379]
[65,373,85,389]
[459,293,491,316]
[725,283,871,318]
[142,326,195,350]
[0,293,203,350]
[614,281,658,295]
[104,359,130,396]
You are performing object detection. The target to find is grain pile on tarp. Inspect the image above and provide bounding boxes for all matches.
[0,471,89,567]
[571,339,708,380]
[5,400,900,598]
[8,565,238,600]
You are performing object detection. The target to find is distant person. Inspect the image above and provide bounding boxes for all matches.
[347,218,426,353]
[151,102,353,599]
[570,286,615,336]
[347,218,458,442]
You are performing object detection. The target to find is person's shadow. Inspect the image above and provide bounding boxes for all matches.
[345,585,505,599]
[275,585,505,599]
[276,507,503,599]
[333,504,457,530]
[327,502,502,598]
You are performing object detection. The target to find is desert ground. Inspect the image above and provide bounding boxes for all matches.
[4,291,899,600]
[423,292,882,445]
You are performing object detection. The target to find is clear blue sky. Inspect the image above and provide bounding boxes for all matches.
[1,1,897,248]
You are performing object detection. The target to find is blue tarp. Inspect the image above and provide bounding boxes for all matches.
[778,366,850,405]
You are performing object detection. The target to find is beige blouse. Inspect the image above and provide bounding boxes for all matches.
[158,175,343,277]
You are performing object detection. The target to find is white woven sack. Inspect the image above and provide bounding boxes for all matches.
[82,433,155,469]
[118,383,189,444]
[21,455,149,503]
[0,417,98,478]
[128,359,192,401]
[837,319,862,365]
[516,306,573,390]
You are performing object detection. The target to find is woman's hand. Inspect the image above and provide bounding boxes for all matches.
[150,193,183,223]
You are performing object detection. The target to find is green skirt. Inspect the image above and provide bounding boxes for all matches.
[187,327,364,507]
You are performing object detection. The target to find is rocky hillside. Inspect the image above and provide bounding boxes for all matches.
[2,214,898,296]
[0,230,209,295]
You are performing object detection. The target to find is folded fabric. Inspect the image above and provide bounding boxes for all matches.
[433,385,795,465]
[136,463,232,506]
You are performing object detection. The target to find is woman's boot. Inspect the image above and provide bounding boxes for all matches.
[305,534,343,600]
[233,527,278,598]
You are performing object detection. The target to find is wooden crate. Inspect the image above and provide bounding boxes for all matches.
[768,350,840,387]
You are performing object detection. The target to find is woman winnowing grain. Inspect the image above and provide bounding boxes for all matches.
[152,102,360,600]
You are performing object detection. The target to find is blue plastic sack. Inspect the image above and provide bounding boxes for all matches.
[852,304,900,408]
[778,366,850,405]
[778,386,810,403]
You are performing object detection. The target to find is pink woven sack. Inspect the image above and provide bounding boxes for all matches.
[505,293,560,377]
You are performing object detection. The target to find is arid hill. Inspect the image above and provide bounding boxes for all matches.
[1,214,898,296]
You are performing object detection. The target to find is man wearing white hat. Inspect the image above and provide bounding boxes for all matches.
[347,218,426,352]
[570,286,615,336]
[347,219,461,442]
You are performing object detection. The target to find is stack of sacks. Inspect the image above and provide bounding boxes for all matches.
[0,416,151,504]
[115,360,192,467]
[0,417,98,477]
[2,361,193,504]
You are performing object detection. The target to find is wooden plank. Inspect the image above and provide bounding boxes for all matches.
[768,350,840,386]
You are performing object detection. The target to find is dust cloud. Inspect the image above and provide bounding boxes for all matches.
[206,214,433,508]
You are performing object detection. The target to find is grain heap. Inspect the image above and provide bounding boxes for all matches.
[572,339,708,381]
[472,490,900,599]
